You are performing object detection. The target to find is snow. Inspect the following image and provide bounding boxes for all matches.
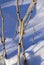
[0,0,44,65]
[1,0,32,8]
[4,40,44,65]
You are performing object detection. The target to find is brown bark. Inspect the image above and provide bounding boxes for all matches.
[33,0,37,3]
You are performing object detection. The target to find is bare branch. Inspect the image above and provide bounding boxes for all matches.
[12,21,19,40]
[16,1,37,65]
[25,12,31,28]
[0,7,7,58]
[23,2,35,22]
[0,6,2,16]
[16,0,21,22]
[19,0,24,10]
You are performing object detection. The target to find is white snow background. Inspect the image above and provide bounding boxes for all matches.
[0,0,44,65]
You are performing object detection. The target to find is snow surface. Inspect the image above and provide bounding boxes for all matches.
[4,40,44,65]
[0,0,44,65]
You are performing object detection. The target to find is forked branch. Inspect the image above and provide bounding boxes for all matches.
[23,2,35,22]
